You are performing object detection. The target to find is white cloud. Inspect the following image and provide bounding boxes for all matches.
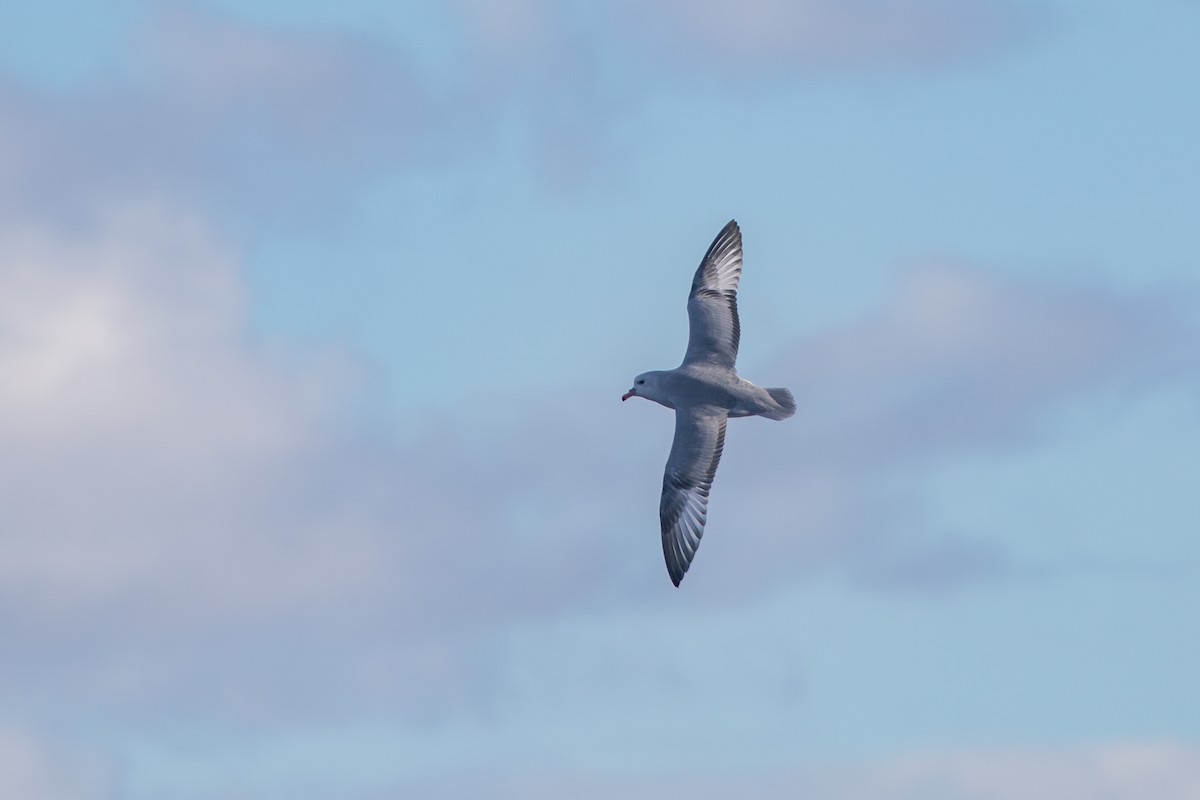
[0,205,363,615]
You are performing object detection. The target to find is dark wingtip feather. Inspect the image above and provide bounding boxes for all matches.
[665,543,687,586]
[705,220,741,263]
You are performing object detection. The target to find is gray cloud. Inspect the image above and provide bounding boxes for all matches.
[0,5,432,228]
[0,0,1054,218]
[452,0,1046,76]
[777,263,1177,467]
[701,261,1191,594]
[625,0,1048,72]
[0,727,116,800]
[436,0,1051,186]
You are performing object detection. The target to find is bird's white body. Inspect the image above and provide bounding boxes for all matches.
[623,221,794,586]
[630,365,792,420]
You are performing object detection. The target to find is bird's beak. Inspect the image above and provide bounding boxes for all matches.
[622,389,636,401]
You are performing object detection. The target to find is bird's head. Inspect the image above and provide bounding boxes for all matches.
[622,371,671,407]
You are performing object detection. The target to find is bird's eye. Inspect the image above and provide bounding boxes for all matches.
[636,379,645,385]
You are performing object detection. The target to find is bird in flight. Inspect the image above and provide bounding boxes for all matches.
[623,220,794,586]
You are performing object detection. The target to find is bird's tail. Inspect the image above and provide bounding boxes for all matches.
[762,387,795,420]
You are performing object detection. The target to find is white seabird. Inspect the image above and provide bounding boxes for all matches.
[623,220,795,586]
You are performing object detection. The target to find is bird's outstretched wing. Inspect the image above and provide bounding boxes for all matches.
[682,220,742,369]
[660,407,728,586]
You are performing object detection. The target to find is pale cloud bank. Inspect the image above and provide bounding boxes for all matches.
[404,742,1200,800]
[0,203,653,725]
[3,727,1197,800]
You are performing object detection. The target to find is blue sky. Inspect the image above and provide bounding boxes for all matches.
[1,1,1198,798]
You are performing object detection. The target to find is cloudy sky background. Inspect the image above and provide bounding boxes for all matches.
[2,1,1198,797]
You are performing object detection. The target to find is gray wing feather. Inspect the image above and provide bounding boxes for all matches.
[660,408,728,586]
[682,220,743,368]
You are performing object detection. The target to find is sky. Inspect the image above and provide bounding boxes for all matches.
[1,1,1199,797]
